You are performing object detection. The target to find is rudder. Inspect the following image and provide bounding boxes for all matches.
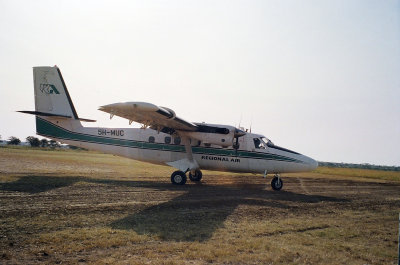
[33,66,78,119]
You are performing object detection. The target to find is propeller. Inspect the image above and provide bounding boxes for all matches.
[234,128,246,138]
[233,128,246,155]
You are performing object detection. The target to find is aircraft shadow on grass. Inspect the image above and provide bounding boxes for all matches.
[0,175,82,193]
[0,175,348,242]
[107,181,347,242]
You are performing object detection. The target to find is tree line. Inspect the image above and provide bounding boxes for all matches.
[3,136,61,148]
[2,135,85,150]
[318,161,400,172]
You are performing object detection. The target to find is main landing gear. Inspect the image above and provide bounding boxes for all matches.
[171,169,203,185]
[171,171,187,185]
[189,169,202,182]
[271,174,283,191]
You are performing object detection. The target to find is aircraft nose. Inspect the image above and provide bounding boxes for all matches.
[306,157,318,171]
[298,154,318,171]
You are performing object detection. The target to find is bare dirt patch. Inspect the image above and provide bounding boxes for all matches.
[0,147,399,264]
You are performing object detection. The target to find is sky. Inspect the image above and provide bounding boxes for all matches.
[0,0,399,166]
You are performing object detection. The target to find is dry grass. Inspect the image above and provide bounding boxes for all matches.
[314,166,400,182]
[0,146,399,264]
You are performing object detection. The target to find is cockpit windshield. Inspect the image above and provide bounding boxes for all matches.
[255,137,300,155]
[261,137,274,147]
[253,137,277,149]
[253,137,274,149]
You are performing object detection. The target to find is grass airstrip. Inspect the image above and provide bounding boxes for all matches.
[0,146,399,264]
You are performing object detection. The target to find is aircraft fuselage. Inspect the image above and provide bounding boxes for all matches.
[36,116,317,175]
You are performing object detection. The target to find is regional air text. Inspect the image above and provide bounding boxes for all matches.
[201,155,240,163]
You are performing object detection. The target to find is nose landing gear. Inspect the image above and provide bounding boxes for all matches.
[271,174,283,191]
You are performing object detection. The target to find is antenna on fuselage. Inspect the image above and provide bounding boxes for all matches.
[237,112,243,129]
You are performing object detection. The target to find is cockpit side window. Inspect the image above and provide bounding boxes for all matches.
[253,138,266,149]
[253,138,260,148]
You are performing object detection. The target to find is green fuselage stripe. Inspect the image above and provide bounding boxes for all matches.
[36,117,303,163]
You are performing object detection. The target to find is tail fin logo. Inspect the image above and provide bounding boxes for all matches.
[40,84,60,95]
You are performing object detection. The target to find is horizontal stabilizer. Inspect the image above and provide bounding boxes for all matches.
[18,111,96,122]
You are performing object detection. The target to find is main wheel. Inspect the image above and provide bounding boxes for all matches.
[271,176,283,191]
[171,171,187,185]
[189,169,202,182]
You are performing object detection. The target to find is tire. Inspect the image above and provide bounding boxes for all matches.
[171,171,187,185]
[271,176,283,191]
[189,169,202,182]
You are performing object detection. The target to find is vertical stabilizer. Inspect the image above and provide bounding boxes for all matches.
[33,66,78,119]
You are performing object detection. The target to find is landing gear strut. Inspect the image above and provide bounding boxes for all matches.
[171,171,187,185]
[189,169,202,182]
[271,174,283,191]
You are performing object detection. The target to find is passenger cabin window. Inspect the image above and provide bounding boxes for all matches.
[165,136,171,144]
[174,137,181,145]
[149,136,155,143]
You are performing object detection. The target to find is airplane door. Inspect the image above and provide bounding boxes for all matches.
[225,136,248,172]
[248,137,274,173]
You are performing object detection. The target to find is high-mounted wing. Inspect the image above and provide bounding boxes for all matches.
[99,101,246,149]
[98,102,197,133]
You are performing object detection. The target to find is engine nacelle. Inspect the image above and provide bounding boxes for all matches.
[160,106,176,119]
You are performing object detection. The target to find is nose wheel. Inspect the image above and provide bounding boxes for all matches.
[271,174,283,191]
[171,171,187,185]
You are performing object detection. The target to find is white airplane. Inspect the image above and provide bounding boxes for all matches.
[20,66,318,190]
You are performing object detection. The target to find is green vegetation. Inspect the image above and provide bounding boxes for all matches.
[0,147,399,264]
[7,136,21,145]
[26,136,40,147]
[314,166,400,182]
[318,161,400,171]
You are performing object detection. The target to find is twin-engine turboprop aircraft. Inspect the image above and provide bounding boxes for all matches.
[20,66,318,190]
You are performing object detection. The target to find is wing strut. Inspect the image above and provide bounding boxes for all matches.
[166,136,199,172]
[183,136,193,163]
